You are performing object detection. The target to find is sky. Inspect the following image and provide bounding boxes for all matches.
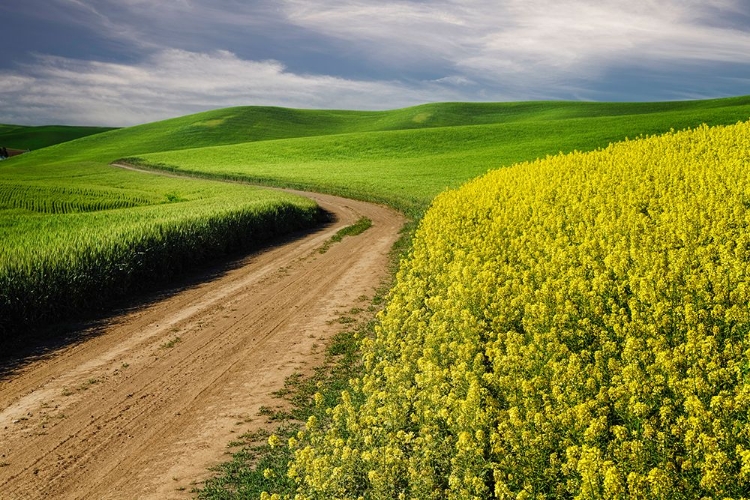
[1,0,749,127]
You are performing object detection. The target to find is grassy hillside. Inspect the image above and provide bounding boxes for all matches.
[10,95,750,170]
[132,96,750,216]
[0,124,114,151]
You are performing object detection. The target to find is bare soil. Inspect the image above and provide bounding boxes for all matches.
[0,183,405,499]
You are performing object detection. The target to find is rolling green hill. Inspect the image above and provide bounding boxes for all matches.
[11,95,750,171]
[129,96,750,216]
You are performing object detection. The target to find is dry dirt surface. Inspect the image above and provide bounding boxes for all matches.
[0,176,405,499]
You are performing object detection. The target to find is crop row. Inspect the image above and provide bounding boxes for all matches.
[0,195,322,338]
[276,121,750,499]
[0,181,156,214]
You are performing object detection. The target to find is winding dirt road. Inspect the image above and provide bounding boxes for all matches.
[0,178,405,499]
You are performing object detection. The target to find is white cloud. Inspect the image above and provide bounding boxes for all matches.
[433,75,475,86]
[0,49,471,126]
[0,75,35,93]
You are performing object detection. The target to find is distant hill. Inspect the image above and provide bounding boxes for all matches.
[43,95,750,156]
[10,94,750,173]
[0,124,115,151]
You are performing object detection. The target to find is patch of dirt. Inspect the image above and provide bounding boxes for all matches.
[0,182,405,499]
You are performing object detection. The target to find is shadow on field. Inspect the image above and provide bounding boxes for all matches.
[0,212,335,381]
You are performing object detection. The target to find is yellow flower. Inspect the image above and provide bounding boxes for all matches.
[285,121,750,499]
[268,434,280,449]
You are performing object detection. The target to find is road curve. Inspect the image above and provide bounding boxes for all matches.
[0,168,405,499]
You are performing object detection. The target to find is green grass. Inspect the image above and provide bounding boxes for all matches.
[130,96,750,217]
[319,217,372,254]
[0,124,114,151]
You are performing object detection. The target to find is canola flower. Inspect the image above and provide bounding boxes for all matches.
[278,121,750,499]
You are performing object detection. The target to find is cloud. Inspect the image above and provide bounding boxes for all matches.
[282,0,750,90]
[2,1,749,125]
[3,0,283,58]
[433,75,475,86]
[283,1,471,67]
[0,49,471,126]
[0,75,34,93]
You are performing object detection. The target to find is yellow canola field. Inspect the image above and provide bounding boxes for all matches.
[284,121,750,499]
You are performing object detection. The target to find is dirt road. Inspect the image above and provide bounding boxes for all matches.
[0,183,405,499]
